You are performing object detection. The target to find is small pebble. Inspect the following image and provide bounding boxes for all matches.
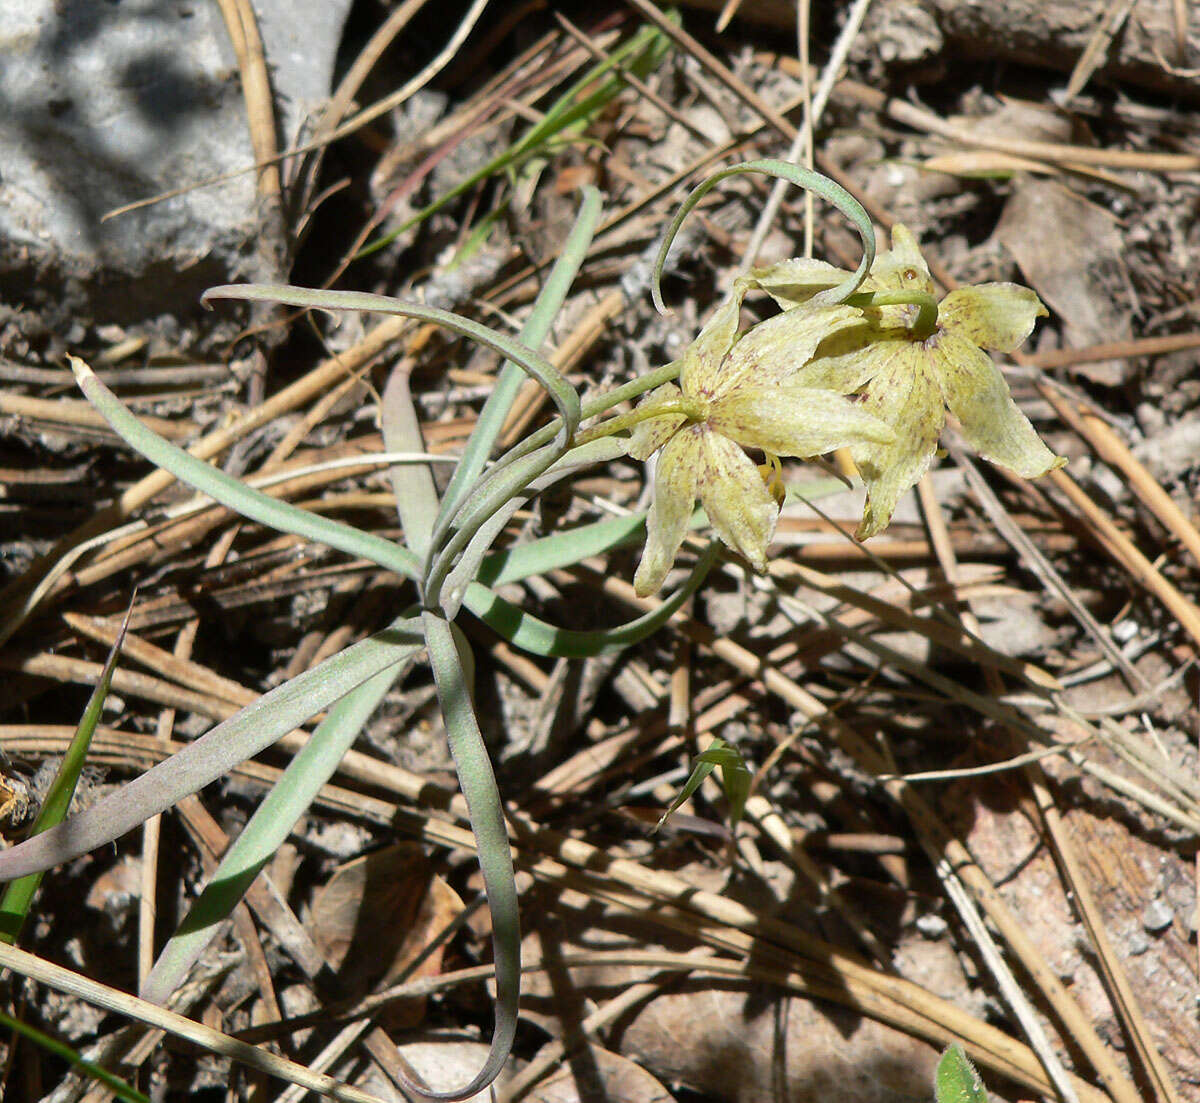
[916,913,948,939]
[1142,898,1174,933]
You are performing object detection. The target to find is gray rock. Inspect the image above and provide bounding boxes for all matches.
[1142,897,1175,933]
[0,0,352,324]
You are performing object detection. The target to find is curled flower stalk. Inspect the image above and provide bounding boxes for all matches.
[748,224,1066,538]
[624,287,895,596]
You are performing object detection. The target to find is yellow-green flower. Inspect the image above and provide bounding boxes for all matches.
[629,291,895,596]
[750,225,1066,539]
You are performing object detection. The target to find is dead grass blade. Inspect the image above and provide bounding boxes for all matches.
[1023,332,1200,370]
[1062,0,1137,101]
[836,76,1200,172]
[918,477,1179,1103]
[1037,380,1200,569]
[953,449,1146,689]
[1045,466,1200,649]
[1028,774,1182,1103]
[212,0,280,202]
[0,941,390,1103]
[621,0,796,141]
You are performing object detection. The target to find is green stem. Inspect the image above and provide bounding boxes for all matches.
[424,443,562,608]
[847,290,939,335]
[424,361,689,609]
[440,360,684,536]
[574,396,703,446]
[652,160,876,314]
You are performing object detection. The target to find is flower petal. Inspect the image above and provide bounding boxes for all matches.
[791,326,898,394]
[849,345,944,539]
[695,431,778,571]
[627,382,686,461]
[936,333,1065,478]
[711,303,862,398]
[865,223,934,296]
[634,425,702,597]
[679,288,744,398]
[939,284,1048,353]
[709,380,894,458]
[745,257,848,310]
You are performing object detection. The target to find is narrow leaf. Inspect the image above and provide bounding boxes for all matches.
[0,618,423,882]
[69,357,421,582]
[437,437,628,617]
[465,542,718,658]
[651,159,876,313]
[0,1009,149,1103]
[381,363,440,560]
[476,514,645,587]
[141,657,414,1005]
[0,601,134,942]
[434,185,603,539]
[420,612,519,1101]
[200,287,581,448]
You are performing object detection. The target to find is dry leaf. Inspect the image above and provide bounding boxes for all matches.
[996,179,1133,385]
[525,1043,674,1103]
[311,842,463,1027]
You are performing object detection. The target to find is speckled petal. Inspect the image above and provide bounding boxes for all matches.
[936,333,1066,478]
[939,284,1048,353]
[679,289,744,398]
[745,257,848,310]
[791,326,897,394]
[849,345,944,539]
[709,380,894,458]
[634,425,702,597]
[627,382,686,461]
[695,431,778,571]
[865,223,934,296]
[711,303,862,399]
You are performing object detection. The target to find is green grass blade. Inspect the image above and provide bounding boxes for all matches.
[141,657,413,1005]
[69,357,421,582]
[464,542,718,657]
[506,22,669,165]
[0,604,134,943]
[421,612,519,1101]
[477,514,646,587]
[650,159,877,313]
[434,185,603,542]
[0,1008,149,1103]
[0,618,423,883]
[381,364,441,561]
[200,287,581,448]
[473,475,849,588]
[356,21,669,259]
[704,745,752,830]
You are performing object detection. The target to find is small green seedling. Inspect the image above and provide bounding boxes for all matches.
[653,737,752,835]
[935,1043,989,1103]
